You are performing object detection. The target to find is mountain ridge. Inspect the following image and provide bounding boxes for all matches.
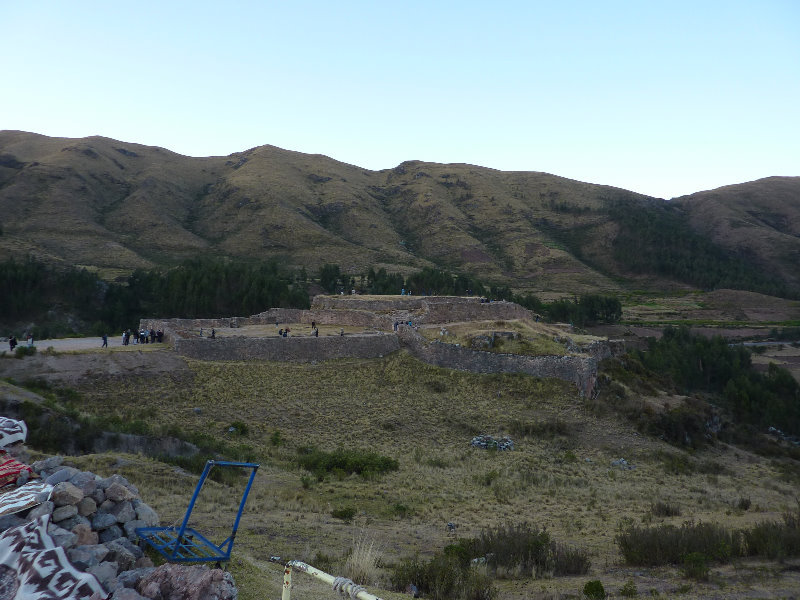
[1,130,798,296]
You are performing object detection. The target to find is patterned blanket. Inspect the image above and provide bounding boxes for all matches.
[0,454,35,489]
[0,418,27,448]
[0,515,106,599]
[0,481,52,517]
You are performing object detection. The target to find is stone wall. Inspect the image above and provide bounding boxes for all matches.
[173,333,400,362]
[397,327,599,396]
[138,296,621,396]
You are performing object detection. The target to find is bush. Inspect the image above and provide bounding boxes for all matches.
[583,580,606,599]
[681,552,709,580]
[552,543,591,576]
[331,507,357,523]
[14,345,36,359]
[296,446,399,480]
[389,553,496,600]
[616,521,740,566]
[650,501,681,517]
[619,579,638,597]
[742,505,800,559]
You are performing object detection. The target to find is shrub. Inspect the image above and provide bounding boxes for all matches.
[681,552,709,580]
[389,553,496,600]
[331,506,357,523]
[228,421,249,436]
[741,505,800,559]
[619,579,638,597]
[270,429,284,446]
[14,345,37,359]
[650,501,681,517]
[737,496,751,511]
[552,543,591,576]
[296,446,399,480]
[616,521,741,566]
[583,580,606,599]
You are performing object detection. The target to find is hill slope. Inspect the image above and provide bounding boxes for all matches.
[1,131,798,295]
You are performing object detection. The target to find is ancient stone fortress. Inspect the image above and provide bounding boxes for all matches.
[140,295,623,397]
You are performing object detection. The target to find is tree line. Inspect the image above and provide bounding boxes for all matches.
[2,256,623,339]
[605,197,793,298]
[635,326,800,437]
[1,257,309,338]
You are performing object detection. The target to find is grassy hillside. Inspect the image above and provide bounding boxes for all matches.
[2,131,798,297]
[7,348,794,599]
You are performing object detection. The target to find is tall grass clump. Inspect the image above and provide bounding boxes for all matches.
[344,531,382,585]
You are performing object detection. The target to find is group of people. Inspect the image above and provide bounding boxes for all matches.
[7,333,33,351]
[276,321,321,338]
[121,328,163,346]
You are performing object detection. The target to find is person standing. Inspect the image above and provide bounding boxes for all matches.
[102,333,108,348]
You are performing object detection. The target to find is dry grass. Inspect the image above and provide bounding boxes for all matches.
[59,350,800,599]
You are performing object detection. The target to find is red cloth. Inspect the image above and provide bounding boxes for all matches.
[0,454,34,489]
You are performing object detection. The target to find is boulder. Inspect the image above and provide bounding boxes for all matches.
[89,560,119,592]
[72,522,99,546]
[45,466,80,486]
[100,524,123,543]
[111,500,136,523]
[31,455,63,473]
[0,514,26,531]
[59,514,91,532]
[77,496,98,516]
[27,500,54,520]
[135,503,159,527]
[70,471,99,495]
[92,512,118,530]
[137,564,237,600]
[52,504,78,522]
[106,482,135,503]
[51,481,84,506]
[46,523,77,549]
[111,588,147,600]
[106,539,137,571]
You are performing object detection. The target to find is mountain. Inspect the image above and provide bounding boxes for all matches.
[1,130,798,296]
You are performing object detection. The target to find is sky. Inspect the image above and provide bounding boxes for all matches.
[2,1,798,199]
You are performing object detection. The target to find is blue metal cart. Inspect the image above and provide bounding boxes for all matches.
[136,460,259,564]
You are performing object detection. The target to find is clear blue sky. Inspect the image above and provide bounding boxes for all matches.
[3,1,798,198]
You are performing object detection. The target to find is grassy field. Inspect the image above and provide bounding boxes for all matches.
[56,350,800,599]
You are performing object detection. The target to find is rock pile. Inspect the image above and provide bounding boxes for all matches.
[0,456,236,600]
[470,434,514,451]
